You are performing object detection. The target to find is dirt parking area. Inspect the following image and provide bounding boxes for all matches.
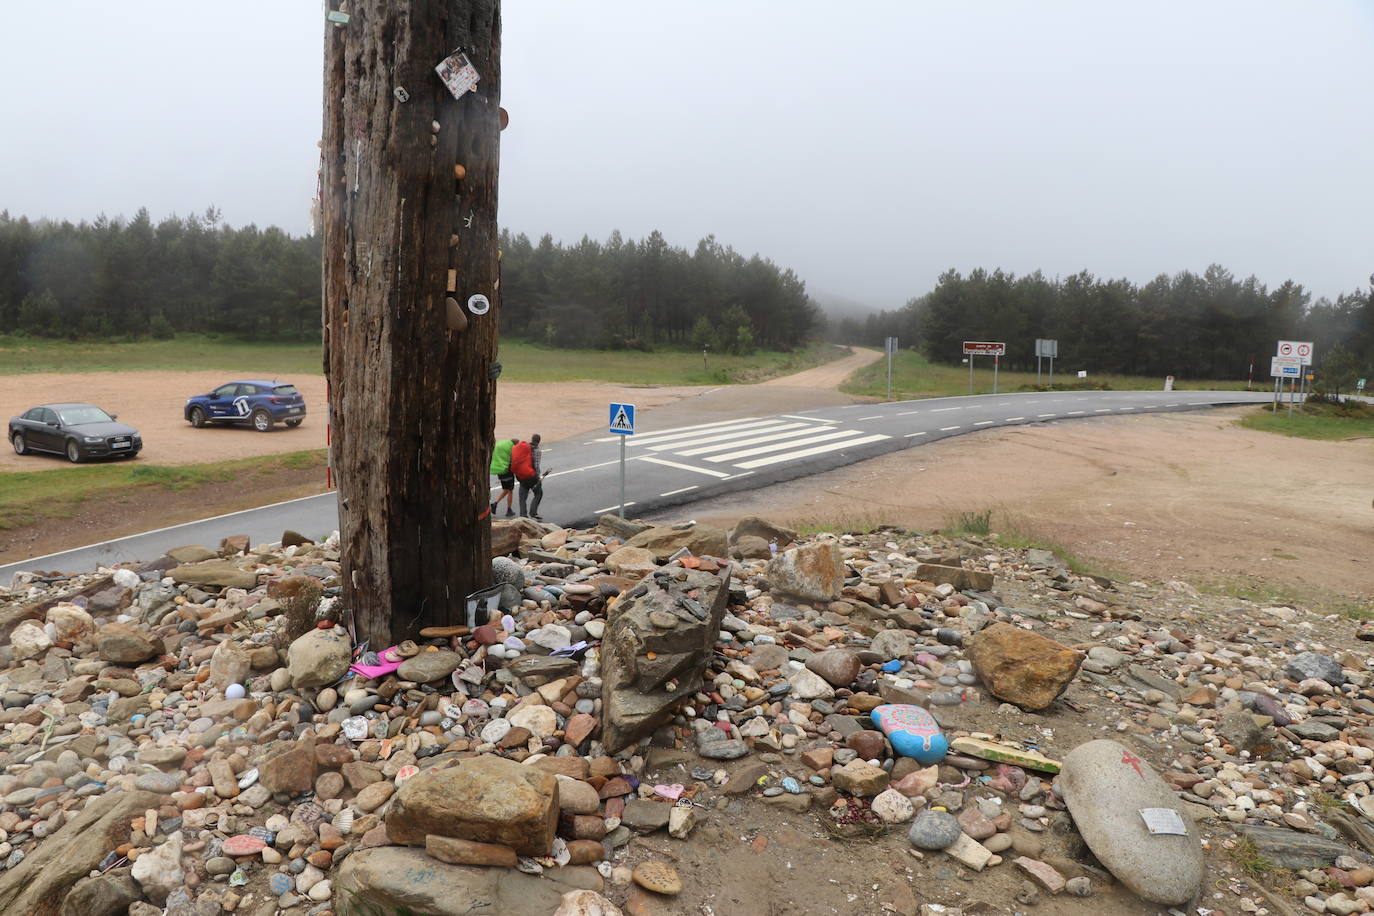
[666,408,1374,604]
[0,371,704,470]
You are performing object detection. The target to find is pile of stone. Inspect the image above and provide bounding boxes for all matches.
[0,514,1371,915]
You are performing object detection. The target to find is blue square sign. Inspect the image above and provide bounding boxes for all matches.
[608,403,636,435]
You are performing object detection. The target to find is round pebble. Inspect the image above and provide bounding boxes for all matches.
[632,861,682,895]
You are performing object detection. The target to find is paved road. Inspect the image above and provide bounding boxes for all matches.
[2,389,1275,579]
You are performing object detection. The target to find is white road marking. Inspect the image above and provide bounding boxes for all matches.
[593,501,636,514]
[939,426,961,431]
[896,410,922,416]
[705,428,862,462]
[931,407,962,412]
[1004,416,1025,421]
[1140,404,1157,408]
[1187,401,1208,405]
[1067,410,1085,415]
[546,457,636,478]
[973,420,994,426]
[1037,413,1056,418]
[675,424,832,456]
[856,415,885,421]
[904,431,927,438]
[629,419,790,448]
[1094,408,1112,413]
[640,457,731,478]
[722,471,754,480]
[781,414,837,423]
[647,421,803,452]
[659,485,699,497]
[1119,406,1136,410]
[591,416,762,444]
[733,433,890,469]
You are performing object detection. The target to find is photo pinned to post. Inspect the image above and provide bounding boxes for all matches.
[467,293,490,315]
[436,49,480,99]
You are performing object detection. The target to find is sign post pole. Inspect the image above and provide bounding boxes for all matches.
[969,357,974,395]
[993,355,999,395]
[607,402,636,517]
[885,337,897,400]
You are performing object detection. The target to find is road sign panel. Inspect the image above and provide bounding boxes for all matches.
[1277,340,1314,366]
[609,403,636,435]
[1270,356,1301,378]
[963,341,1006,356]
[1035,338,1058,358]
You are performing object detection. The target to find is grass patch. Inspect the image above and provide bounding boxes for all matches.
[941,507,1124,580]
[0,334,847,387]
[1228,835,1282,882]
[0,449,326,531]
[1237,399,1374,441]
[840,350,1251,400]
[1197,577,1374,620]
[790,513,889,537]
[0,334,323,376]
[1310,790,1348,815]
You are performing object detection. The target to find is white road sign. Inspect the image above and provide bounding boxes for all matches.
[1270,356,1302,378]
[1276,340,1313,366]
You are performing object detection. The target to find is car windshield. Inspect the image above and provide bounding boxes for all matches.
[273,385,299,396]
[57,406,113,425]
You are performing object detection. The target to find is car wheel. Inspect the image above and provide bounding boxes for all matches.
[66,440,83,463]
[252,410,272,432]
[11,433,26,456]
[286,418,303,428]
[189,407,207,428]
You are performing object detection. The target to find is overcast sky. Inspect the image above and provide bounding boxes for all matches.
[2,1,1370,310]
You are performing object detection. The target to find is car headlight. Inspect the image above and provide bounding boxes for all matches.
[83,436,103,443]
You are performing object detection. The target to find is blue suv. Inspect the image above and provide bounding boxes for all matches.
[185,380,307,432]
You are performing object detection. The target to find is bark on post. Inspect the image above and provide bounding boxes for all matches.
[321,1,501,646]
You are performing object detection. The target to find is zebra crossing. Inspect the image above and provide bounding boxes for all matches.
[592,415,891,476]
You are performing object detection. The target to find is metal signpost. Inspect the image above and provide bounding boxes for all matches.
[1270,356,1301,416]
[885,337,898,400]
[608,402,636,516]
[1035,338,1058,387]
[963,341,1006,395]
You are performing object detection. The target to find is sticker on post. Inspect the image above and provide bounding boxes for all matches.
[435,49,480,99]
[1139,808,1188,836]
[326,10,350,25]
[467,293,490,315]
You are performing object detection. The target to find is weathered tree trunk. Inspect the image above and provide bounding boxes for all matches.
[321,0,501,646]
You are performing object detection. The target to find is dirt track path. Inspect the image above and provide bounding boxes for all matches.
[759,345,881,387]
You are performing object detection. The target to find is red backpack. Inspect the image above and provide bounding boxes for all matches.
[511,440,535,479]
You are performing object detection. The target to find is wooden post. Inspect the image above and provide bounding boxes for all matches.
[321,0,502,646]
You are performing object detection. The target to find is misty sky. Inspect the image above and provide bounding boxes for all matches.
[2,1,1370,310]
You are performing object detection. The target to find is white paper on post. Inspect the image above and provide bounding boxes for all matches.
[435,49,480,99]
[1139,808,1188,836]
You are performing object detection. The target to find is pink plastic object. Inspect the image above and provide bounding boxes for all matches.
[349,646,404,679]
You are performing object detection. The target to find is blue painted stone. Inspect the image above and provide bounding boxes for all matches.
[781,777,801,795]
[881,660,903,673]
[269,873,294,895]
[871,704,948,765]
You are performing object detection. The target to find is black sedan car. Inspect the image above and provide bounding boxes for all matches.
[8,403,142,462]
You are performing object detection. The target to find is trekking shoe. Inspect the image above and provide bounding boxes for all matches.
[490,500,497,513]
[505,509,515,517]
[532,515,543,521]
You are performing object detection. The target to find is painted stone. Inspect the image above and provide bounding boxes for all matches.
[1058,739,1204,905]
[870,704,948,765]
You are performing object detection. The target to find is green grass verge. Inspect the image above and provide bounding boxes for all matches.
[0,335,324,376]
[0,335,847,387]
[841,350,1251,400]
[1237,399,1374,441]
[0,449,326,530]
[941,507,1125,580]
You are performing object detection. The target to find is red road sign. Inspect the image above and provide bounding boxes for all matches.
[963,341,1006,356]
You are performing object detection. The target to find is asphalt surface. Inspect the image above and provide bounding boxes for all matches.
[2,389,1276,580]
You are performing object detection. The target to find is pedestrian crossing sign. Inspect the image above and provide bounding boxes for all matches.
[608,403,636,435]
